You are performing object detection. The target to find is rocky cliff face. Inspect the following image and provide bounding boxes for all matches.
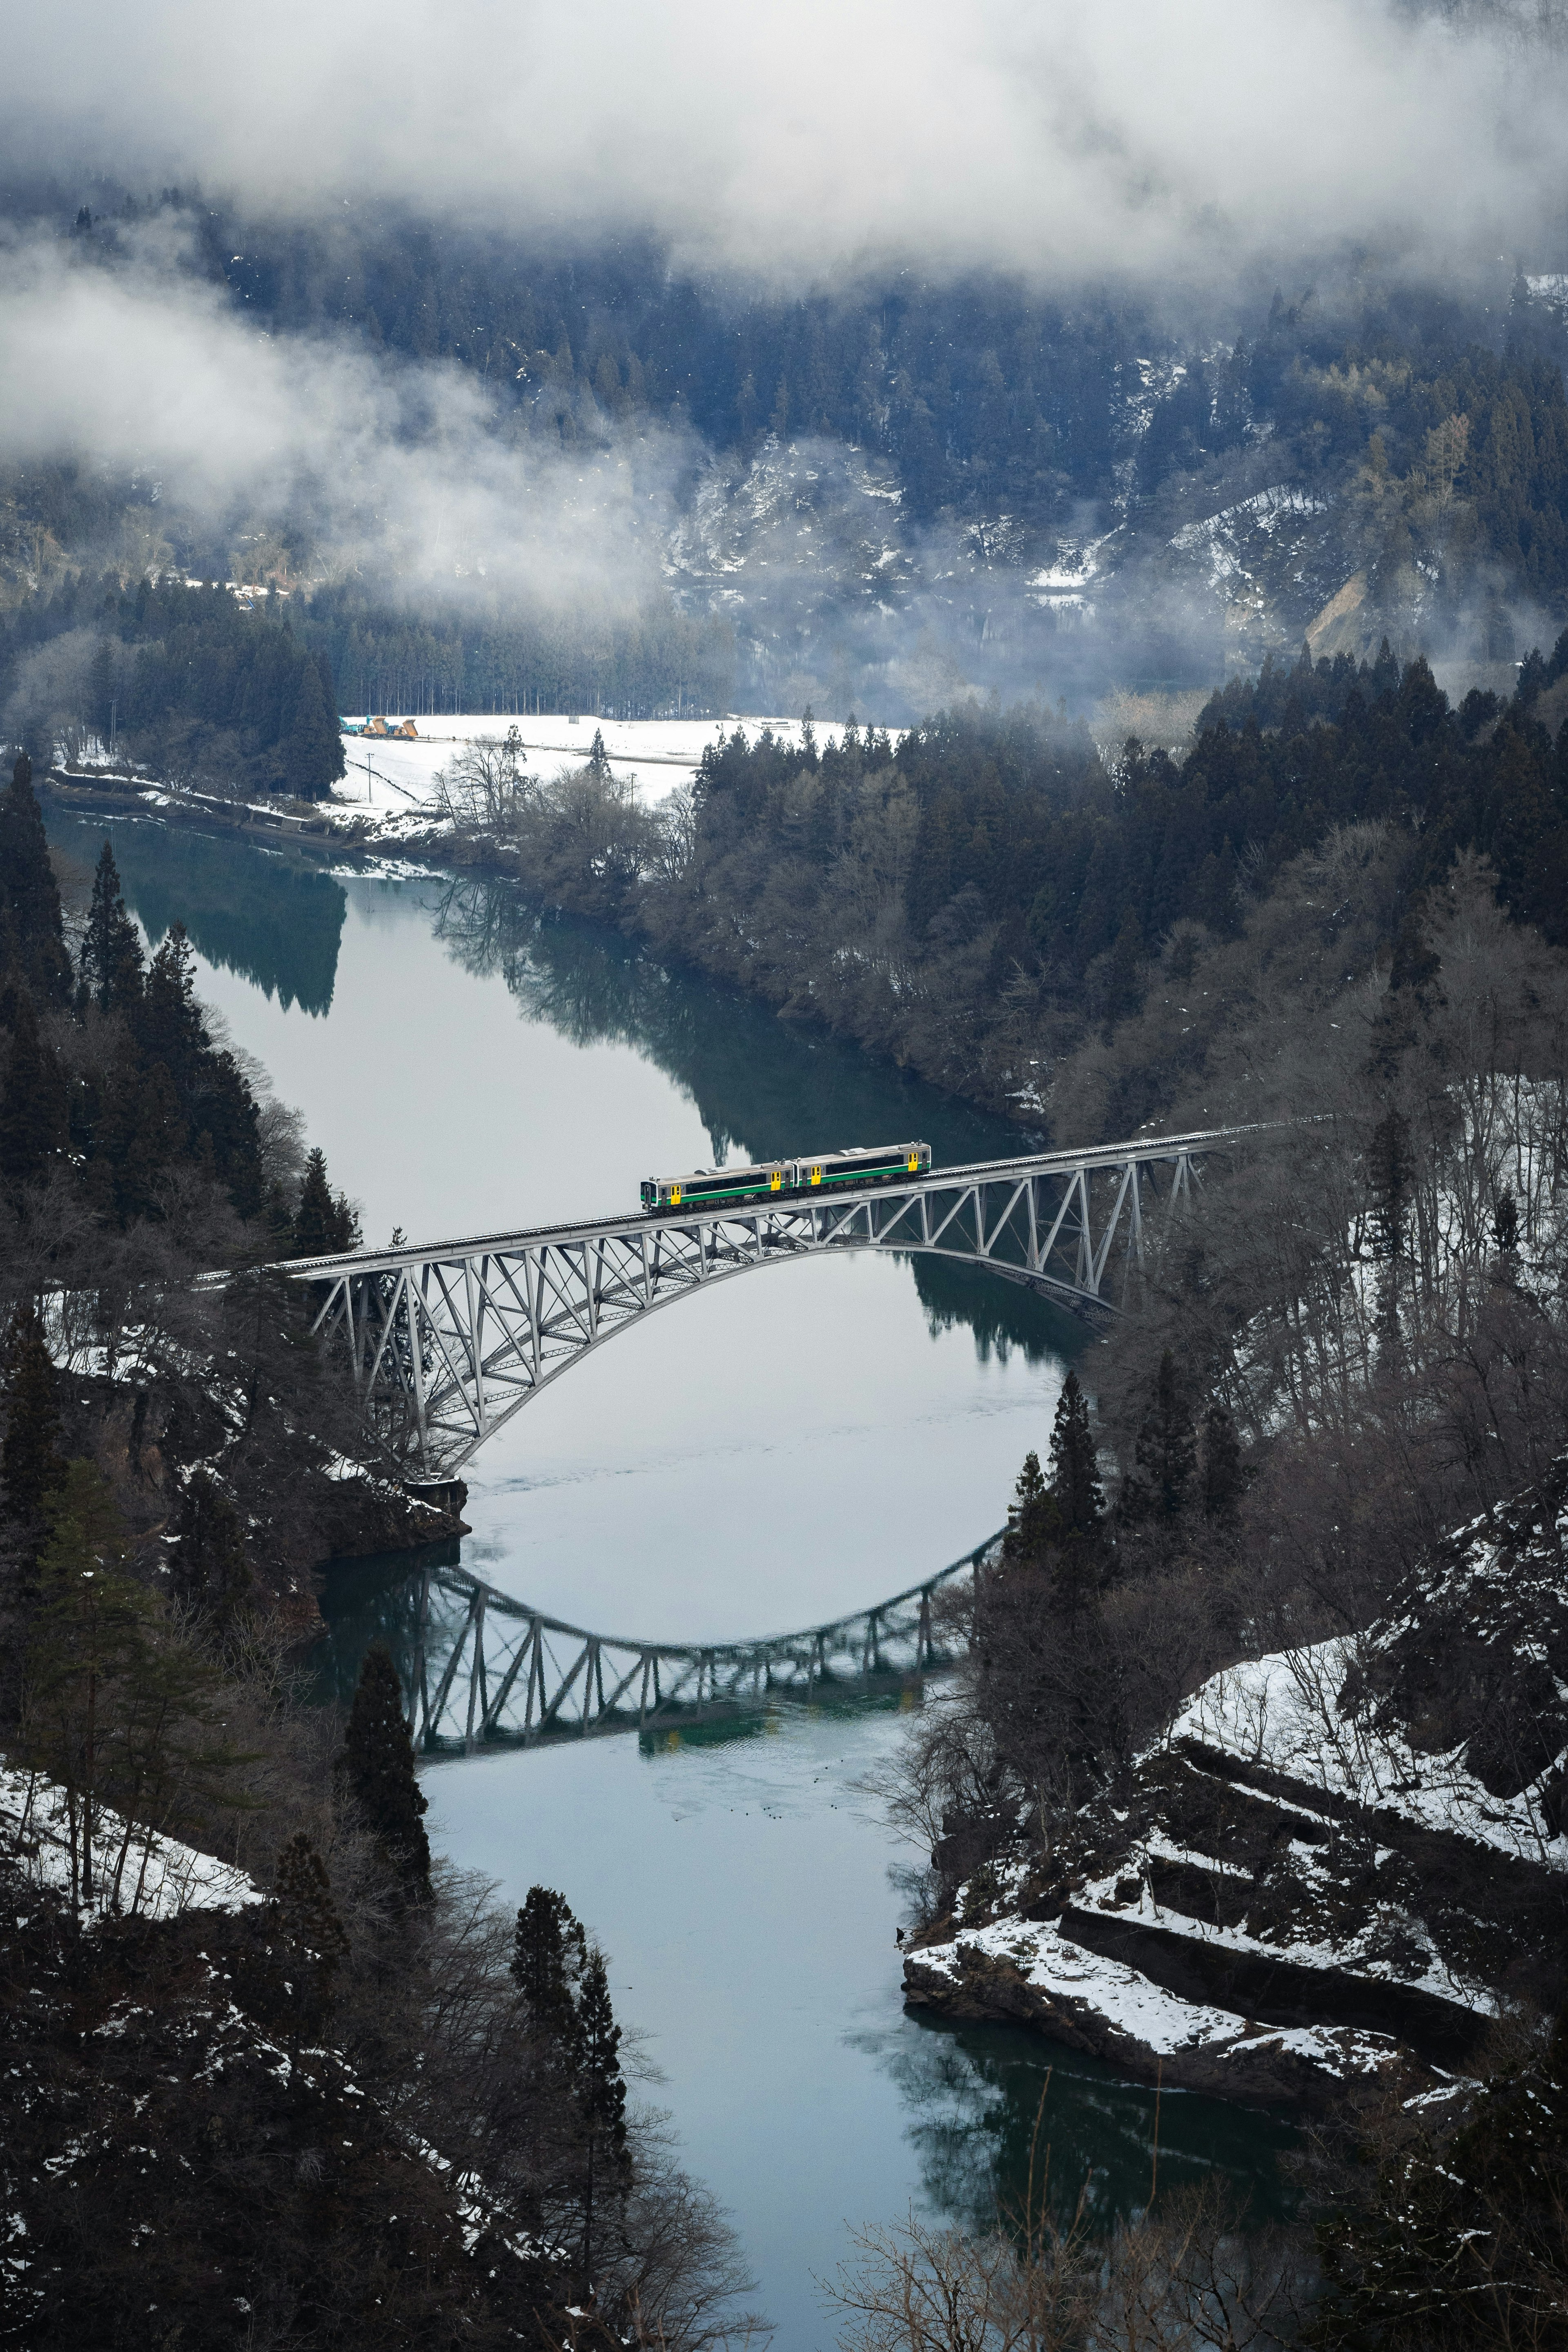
[904,1459,1568,2107]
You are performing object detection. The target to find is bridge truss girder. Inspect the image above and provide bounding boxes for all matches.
[403,1537,996,1752]
[293,1128,1242,1477]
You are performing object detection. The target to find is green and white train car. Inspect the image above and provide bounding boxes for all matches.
[640,1140,931,1213]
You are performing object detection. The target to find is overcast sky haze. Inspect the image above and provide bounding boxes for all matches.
[4,0,1567,650]
[7,0,1568,290]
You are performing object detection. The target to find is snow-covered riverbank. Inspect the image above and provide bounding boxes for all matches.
[905,1457,1568,2107]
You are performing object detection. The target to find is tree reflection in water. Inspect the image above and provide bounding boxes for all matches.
[867,2009,1297,2240]
[45,810,348,1016]
[426,875,1078,1367]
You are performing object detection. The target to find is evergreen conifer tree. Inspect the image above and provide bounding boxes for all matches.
[341,1642,431,1900]
[0,990,69,1190]
[1001,1449,1051,1563]
[1368,1107,1414,1262]
[1045,1371,1104,1538]
[292,1147,359,1256]
[281,653,345,800]
[90,1058,185,1225]
[512,1884,586,2036]
[78,840,145,1014]
[1040,1370,1106,1617]
[134,923,208,1093]
[170,1469,253,1623]
[0,754,72,1004]
[272,1832,349,2036]
[1,1300,66,1541]
[1200,1400,1243,1528]
[575,1944,628,2283]
[508,1885,590,2232]
[1123,1349,1196,1523]
[87,639,116,746]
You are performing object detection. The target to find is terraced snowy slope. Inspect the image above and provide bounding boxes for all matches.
[905,1457,1568,2105]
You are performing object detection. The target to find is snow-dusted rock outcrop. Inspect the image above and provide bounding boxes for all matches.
[904,1459,1568,2105]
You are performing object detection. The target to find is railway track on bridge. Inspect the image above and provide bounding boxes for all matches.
[258,1122,1279,1476]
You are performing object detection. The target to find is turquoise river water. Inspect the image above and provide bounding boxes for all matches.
[45,813,1294,2349]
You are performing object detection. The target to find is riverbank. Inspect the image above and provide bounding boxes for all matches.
[903,1462,1568,2112]
[44,765,384,855]
[42,732,1058,1131]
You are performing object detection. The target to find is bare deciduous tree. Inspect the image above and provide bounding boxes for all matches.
[432,726,532,829]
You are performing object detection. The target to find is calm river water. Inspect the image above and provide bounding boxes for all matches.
[46,813,1293,2349]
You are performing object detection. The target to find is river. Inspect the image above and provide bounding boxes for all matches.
[45,811,1295,2350]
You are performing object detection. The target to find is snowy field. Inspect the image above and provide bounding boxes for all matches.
[334,713,862,815]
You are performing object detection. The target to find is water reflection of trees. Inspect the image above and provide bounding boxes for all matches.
[875,2014,1296,2239]
[46,813,347,1015]
[313,1543,461,1710]
[428,876,1076,1367]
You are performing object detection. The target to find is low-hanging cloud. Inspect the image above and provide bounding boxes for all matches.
[0,232,686,607]
[6,0,1568,290]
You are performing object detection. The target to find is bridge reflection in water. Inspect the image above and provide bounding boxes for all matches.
[318,1536,998,1753]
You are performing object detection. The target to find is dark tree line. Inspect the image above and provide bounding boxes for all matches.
[0,1604,700,2348]
[452,635,1568,1121]
[687,633,1568,998]
[2,575,345,799]
[0,765,757,2343]
[0,752,379,1598]
[0,761,356,1236]
[300,580,738,726]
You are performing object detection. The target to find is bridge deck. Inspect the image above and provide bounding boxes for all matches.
[268,1121,1272,1280]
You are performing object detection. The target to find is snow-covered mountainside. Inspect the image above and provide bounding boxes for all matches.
[904,1458,1568,2106]
[664,417,1393,715]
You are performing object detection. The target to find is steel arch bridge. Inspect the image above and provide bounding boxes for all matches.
[279,1124,1267,1479]
[397,1533,1000,1752]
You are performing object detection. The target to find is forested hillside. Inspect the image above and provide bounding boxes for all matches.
[0,750,760,2346]
[414,634,1568,1129]
[7,188,1568,717]
[2,577,344,798]
[0,750,405,1593]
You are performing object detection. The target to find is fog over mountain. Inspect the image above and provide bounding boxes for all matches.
[0,226,679,609]
[5,0,1568,718]
[9,0,1568,287]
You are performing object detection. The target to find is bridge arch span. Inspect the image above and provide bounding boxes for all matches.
[285,1126,1265,1477]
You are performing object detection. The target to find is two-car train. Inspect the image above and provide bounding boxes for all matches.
[639,1140,932,1213]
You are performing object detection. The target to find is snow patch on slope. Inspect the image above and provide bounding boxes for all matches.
[1,1757,261,1922]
